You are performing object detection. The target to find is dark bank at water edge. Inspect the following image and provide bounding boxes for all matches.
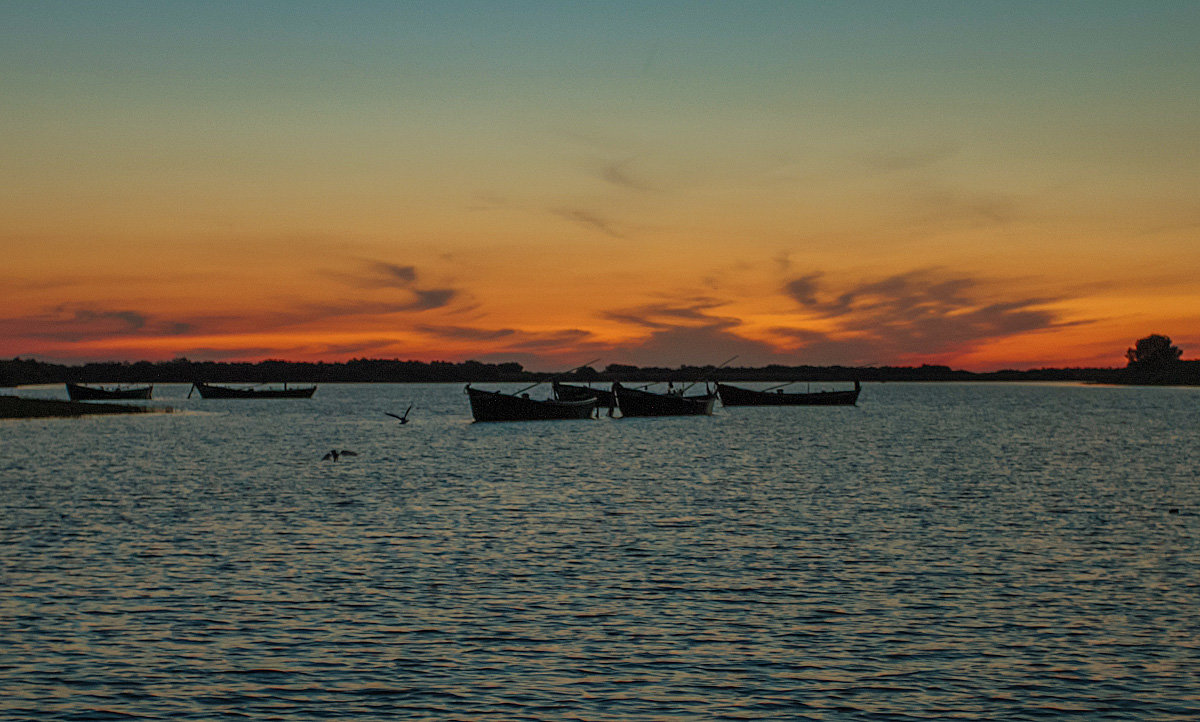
[0,395,171,419]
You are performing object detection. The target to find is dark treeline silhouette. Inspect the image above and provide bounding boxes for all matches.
[1116,334,1199,385]
[3,335,1195,387]
[1108,359,1200,385]
[0,356,1176,388]
[0,357,526,387]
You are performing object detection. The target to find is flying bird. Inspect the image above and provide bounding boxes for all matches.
[385,405,413,424]
[321,449,358,461]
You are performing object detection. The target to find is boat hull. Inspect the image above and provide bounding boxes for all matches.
[612,383,717,417]
[65,383,153,400]
[467,386,597,422]
[192,382,316,399]
[553,382,617,410]
[716,381,860,406]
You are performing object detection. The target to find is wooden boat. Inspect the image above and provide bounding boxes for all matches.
[611,382,717,417]
[716,380,861,406]
[3,395,164,418]
[190,382,316,399]
[552,381,617,413]
[65,383,153,401]
[466,384,596,422]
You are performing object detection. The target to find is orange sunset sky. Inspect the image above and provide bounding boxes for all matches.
[3,2,1198,371]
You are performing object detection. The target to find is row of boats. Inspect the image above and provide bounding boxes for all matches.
[466,380,860,422]
[65,382,317,400]
[65,378,860,422]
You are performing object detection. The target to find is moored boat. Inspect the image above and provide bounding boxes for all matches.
[611,382,717,417]
[552,381,617,414]
[466,384,597,422]
[190,382,316,399]
[716,380,861,406]
[66,383,153,401]
[3,395,165,418]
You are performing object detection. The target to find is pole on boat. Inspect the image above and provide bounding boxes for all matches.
[511,358,601,397]
[761,381,795,392]
[682,355,738,394]
[761,378,856,393]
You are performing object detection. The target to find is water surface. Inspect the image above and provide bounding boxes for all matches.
[2,382,1197,719]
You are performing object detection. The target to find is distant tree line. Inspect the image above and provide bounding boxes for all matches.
[3,335,1195,387]
[0,357,530,387]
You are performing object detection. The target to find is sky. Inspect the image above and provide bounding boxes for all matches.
[3,1,1198,371]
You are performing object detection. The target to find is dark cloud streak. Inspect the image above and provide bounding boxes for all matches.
[416,325,516,342]
[777,268,1080,363]
[554,208,626,239]
[0,305,196,342]
[599,159,655,192]
[369,262,417,286]
[602,299,791,368]
[317,259,462,318]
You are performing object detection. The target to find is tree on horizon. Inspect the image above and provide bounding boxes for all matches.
[1125,334,1183,368]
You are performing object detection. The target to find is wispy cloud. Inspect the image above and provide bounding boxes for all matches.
[777,268,1081,364]
[598,158,656,192]
[327,260,417,289]
[367,261,418,287]
[68,308,148,331]
[785,269,981,319]
[417,325,517,342]
[321,259,462,314]
[553,207,627,239]
[409,288,458,310]
[3,257,466,355]
[0,305,195,342]
[603,298,791,367]
[604,297,736,331]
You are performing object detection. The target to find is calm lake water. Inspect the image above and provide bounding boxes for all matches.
[2,382,1198,720]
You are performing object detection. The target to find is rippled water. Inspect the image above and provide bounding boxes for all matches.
[2,382,1198,720]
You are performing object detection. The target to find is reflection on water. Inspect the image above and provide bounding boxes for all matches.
[2,383,1198,719]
